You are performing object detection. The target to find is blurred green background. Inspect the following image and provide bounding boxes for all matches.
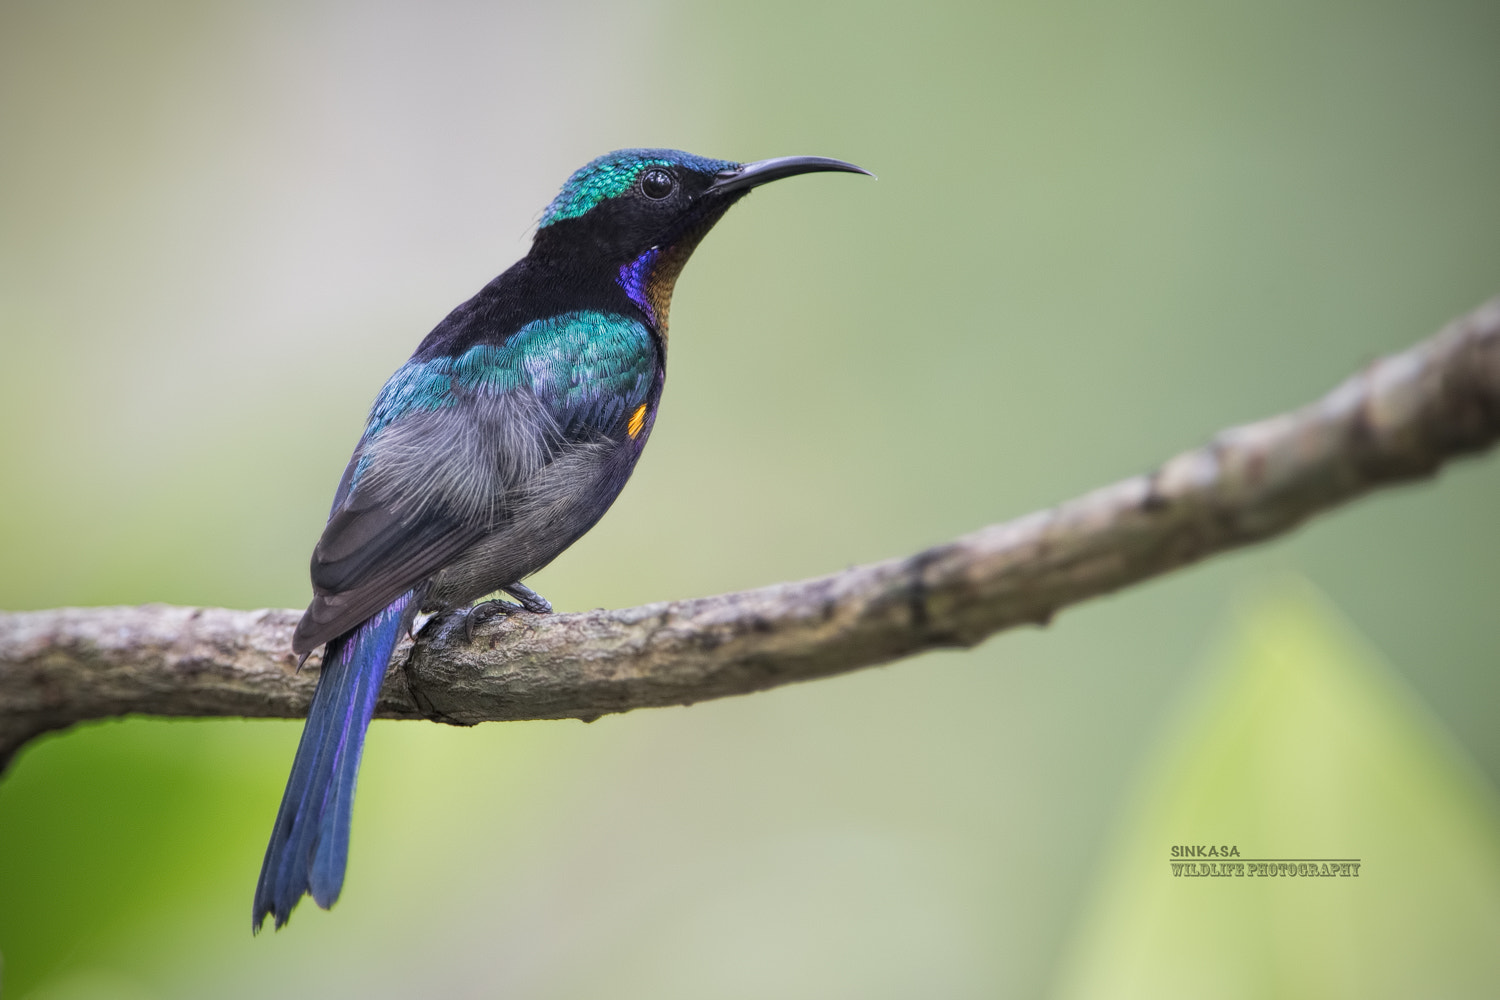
[2,0,1498,996]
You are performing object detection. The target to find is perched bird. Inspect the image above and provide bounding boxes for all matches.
[253,148,872,931]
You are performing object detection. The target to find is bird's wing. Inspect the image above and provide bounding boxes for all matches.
[293,310,658,653]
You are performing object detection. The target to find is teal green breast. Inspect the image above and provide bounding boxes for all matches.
[366,310,655,437]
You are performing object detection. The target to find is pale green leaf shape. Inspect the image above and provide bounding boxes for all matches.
[1053,578,1500,1000]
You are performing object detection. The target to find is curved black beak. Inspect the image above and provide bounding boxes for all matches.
[706,155,875,196]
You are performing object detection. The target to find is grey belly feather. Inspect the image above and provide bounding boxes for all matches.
[422,436,639,611]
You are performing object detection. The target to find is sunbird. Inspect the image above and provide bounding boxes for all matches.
[254,149,872,930]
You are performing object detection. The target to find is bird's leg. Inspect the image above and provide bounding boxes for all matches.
[503,582,553,614]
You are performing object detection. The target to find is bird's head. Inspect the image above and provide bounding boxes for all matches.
[530,148,871,332]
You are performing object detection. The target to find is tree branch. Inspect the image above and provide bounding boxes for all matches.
[4,298,1499,770]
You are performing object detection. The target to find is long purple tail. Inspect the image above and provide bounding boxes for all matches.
[253,589,415,931]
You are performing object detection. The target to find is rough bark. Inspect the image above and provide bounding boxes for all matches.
[3,298,1498,770]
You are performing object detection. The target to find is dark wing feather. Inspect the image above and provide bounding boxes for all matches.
[294,512,478,653]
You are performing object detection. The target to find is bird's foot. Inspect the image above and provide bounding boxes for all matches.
[503,582,553,614]
[463,599,523,643]
[460,585,553,642]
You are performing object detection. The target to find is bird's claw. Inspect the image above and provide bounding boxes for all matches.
[462,584,553,642]
[463,599,521,643]
[503,582,553,614]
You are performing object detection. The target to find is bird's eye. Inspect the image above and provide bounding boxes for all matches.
[640,169,675,200]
